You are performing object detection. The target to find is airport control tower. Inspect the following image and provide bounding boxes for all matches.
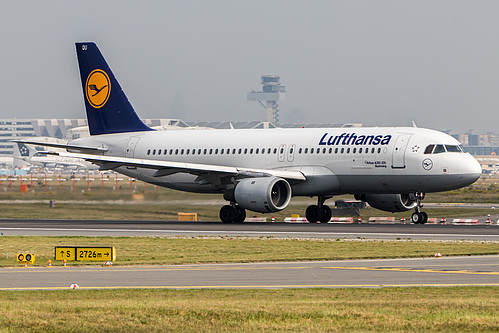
[247,75,285,124]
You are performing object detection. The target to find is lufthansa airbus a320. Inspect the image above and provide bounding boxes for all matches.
[15,42,482,224]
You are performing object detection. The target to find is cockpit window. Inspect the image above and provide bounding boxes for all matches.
[424,145,435,154]
[445,145,463,152]
[425,144,464,154]
[433,144,446,154]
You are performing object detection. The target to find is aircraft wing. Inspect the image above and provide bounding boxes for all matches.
[50,151,306,181]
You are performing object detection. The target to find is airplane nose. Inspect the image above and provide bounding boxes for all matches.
[458,155,482,184]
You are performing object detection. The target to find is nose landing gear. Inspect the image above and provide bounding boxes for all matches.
[411,192,428,224]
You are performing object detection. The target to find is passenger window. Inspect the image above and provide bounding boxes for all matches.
[158,149,161,155]
[181,149,184,155]
[290,148,294,154]
[353,148,356,154]
[346,148,350,154]
[359,148,362,153]
[261,148,265,154]
[147,149,151,155]
[164,149,168,155]
[268,148,271,154]
[204,149,207,155]
[371,148,375,153]
[215,149,218,154]
[232,148,236,154]
[209,149,213,154]
[153,149,156,155]
[273,148,277,154]
[250,148,253,154]
[433,144,446,154]
[424,145,435,154]
[175,149,179,155]
[311,148,314,154]
[304,148,308,154]
[238,149,242,154]
[299,148,302,154]
[329,148,332,154]
[335,148,338,154]
[244,148,248,154]
[192,149,195,155]
[322,148,326,154]
[198,149,201,155]
[377,148,381,153]
[341,148,344,154]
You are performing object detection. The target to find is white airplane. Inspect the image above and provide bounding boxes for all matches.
[15,42,482,224]
[13,140,97,171]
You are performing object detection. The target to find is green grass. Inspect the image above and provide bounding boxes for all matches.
[0,288,497,332]
[0,175,498,221]
[0,236,497,267]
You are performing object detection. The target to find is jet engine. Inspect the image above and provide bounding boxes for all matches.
[225,177,292,213]
[355,194,417,212]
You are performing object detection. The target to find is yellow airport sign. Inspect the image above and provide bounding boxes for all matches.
[55,247,76,261]
[55,246,116,261]
[76,247,116,261]
[17,253,35,264]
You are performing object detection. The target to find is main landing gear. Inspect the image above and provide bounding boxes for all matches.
[219,204,246,224]
[305,196,332,223]
[411,192,428,224]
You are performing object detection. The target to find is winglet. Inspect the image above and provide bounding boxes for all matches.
[75,42,153,135]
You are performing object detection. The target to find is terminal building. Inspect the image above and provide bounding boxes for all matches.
[1,118,192,161]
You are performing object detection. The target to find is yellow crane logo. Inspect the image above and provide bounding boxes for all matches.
[85,69,111,108]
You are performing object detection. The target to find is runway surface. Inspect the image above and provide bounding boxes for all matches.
[1,219,498,240]
[1,256,498,290]
[2,219,498,290]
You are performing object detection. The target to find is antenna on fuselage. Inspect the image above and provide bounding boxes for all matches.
[412,120,418,128]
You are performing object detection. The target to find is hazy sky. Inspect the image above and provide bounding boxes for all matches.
[1,1,499,133]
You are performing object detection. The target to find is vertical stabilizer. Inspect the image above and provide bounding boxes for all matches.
[75,42,152,135]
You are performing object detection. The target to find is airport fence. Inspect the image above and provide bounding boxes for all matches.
[0,172,156,194]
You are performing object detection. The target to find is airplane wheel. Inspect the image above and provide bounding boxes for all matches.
[220,205,235,223]
[420,212,428,224]
[306,205,321,223]
[412,212,421,224]
[233,206,246,223]
[319,205,332,223]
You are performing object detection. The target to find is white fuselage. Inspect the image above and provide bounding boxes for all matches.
[71,126,482,196]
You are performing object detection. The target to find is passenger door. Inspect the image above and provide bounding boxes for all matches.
[391,133,412,168]
[126,136,141,158]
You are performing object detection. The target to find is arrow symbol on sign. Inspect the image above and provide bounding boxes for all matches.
[60,251,65,256]
[104,252,109,256]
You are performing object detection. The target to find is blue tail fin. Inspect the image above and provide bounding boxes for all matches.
[75,42,152,135]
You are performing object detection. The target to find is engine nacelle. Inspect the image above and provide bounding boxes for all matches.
[229,177,292,213]
[356,194,417,212]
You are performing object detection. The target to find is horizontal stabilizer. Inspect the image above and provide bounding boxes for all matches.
[11,140,108,154]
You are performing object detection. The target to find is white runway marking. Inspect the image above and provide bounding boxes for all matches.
[0,227,497,239]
